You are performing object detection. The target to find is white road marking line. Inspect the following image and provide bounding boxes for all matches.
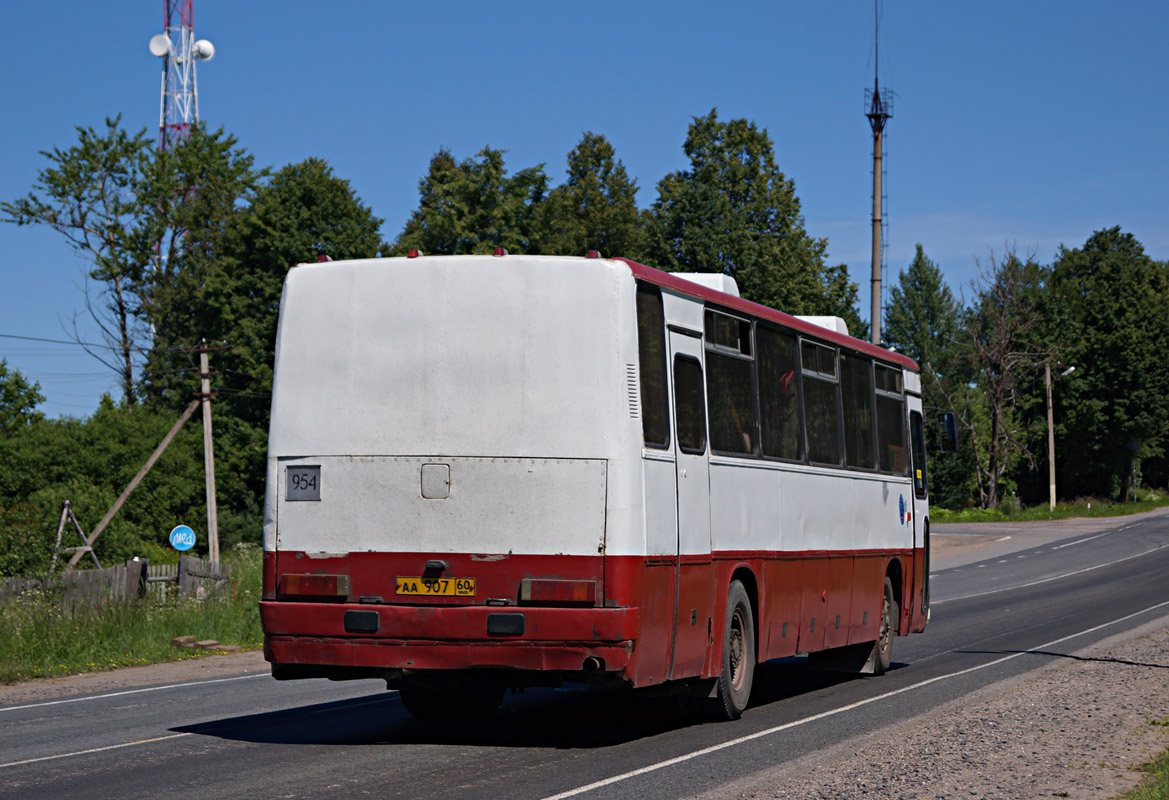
[0,733,191,769]
[539,598,1169,800]
[1054,531,1116,549]
[935,541,1169,604]
[0,673,268,713]
[996,536,1012,542]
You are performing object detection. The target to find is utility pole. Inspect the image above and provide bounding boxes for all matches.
[197,339,220,562]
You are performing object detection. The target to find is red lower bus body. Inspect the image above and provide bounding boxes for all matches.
[261,548,925,689]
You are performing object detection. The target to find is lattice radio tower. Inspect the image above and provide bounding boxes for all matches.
[148,0,214,150]
[865,0,893,346]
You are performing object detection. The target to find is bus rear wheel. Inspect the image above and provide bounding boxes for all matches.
[397,675,505,719]
[873,576,897,675]
[716,580,755,720]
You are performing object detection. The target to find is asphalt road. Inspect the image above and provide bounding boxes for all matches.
[3,510,1168,800]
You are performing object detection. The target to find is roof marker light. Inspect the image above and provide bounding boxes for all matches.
[407,249,423,258]
[586,250,602,259]
[493,248,509,256]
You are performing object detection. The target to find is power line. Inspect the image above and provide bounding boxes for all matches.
[0,332,106,348]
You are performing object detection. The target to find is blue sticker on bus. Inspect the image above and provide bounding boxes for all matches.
[169,524,196,552]
[898,495,905,525]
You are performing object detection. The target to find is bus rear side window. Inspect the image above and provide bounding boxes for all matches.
[673,356,707,455]
[636,284,670,449]
[757,326,801,460]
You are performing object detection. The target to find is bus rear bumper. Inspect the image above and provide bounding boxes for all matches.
[260,601,638,675]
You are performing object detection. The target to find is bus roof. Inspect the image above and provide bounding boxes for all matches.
[616,258,920,372]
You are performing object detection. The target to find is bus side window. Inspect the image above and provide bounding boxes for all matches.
[875,364,907,474]
[673,356,708,455]
[704,309,757,456]
[758,326,801,460]
[636,284,670,449]
[910,410,928,498]
[802,341,841,466]
[840,352,875,469]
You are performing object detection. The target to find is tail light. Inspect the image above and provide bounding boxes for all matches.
[520,578,596,605]
[279,573,351,600]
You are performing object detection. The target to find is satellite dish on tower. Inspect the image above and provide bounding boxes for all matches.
[193,39,215,60]
[149,33,172,57]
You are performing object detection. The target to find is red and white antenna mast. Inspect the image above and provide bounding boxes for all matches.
[148,0,214,150]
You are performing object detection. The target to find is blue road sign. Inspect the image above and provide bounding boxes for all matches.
[169,524,196,552]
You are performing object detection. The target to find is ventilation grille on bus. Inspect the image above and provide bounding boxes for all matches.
[626,364,640,419]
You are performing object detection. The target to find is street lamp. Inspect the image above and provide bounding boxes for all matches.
[1046,364,1076,511]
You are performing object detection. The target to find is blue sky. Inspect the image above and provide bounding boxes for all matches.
[2,1,1167,417]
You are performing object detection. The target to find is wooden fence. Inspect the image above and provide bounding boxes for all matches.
[145,555,232,602]
[0,556,231,611]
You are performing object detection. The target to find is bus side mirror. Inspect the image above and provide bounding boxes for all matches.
[938,412,958,453]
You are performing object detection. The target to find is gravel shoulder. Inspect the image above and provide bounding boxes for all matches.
[705,616,1169,800]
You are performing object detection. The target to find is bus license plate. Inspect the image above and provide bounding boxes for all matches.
[395,577,476,597]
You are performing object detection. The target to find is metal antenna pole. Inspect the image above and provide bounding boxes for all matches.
[865,0,893,346]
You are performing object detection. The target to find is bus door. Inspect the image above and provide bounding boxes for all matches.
[667,330,712,678]
[908,406,930,626]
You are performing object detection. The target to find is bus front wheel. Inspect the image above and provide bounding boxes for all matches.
[716,579,755,720]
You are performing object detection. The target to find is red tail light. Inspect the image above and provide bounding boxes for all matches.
[520,578,596,605]
[279,573,351,599]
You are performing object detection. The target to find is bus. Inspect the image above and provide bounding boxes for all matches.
[260,252,931,720]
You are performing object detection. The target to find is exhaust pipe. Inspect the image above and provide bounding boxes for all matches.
[582,657,604,673]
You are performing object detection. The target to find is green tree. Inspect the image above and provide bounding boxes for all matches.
[1,117,154,406]
[2,120,261,409]
[645,110,861,325]
[0,397,209,576]
[0,360,45,438]
[1049,227,1169,500]
[883,245,974,508]
[532,132,646,259]
[956,248,1049,508]
[392,147,548,255]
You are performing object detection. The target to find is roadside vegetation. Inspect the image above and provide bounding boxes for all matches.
[1122,722,1169,800]
[0,544,261,684]
[932,489,1169,524]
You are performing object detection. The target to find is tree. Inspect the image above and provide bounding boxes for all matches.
[884,245,960,374]
[532,132,646,259]
[0,397,209,576]
[953,248,1048,509]
[392,147,548,255]
[2,119,261,408]
[1049,227,1169,500]
[1,117,154,406]
[883,245,973,507]
[645,110,861,324]
[0,360,45,438]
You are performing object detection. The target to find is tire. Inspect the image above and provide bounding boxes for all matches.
[715,580,755,720]
[397,675,505,719]
[873,576,898,675]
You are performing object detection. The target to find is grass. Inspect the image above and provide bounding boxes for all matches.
[0,543,262,684]
[932,490,1169,524]
[1121,733,1169,800]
